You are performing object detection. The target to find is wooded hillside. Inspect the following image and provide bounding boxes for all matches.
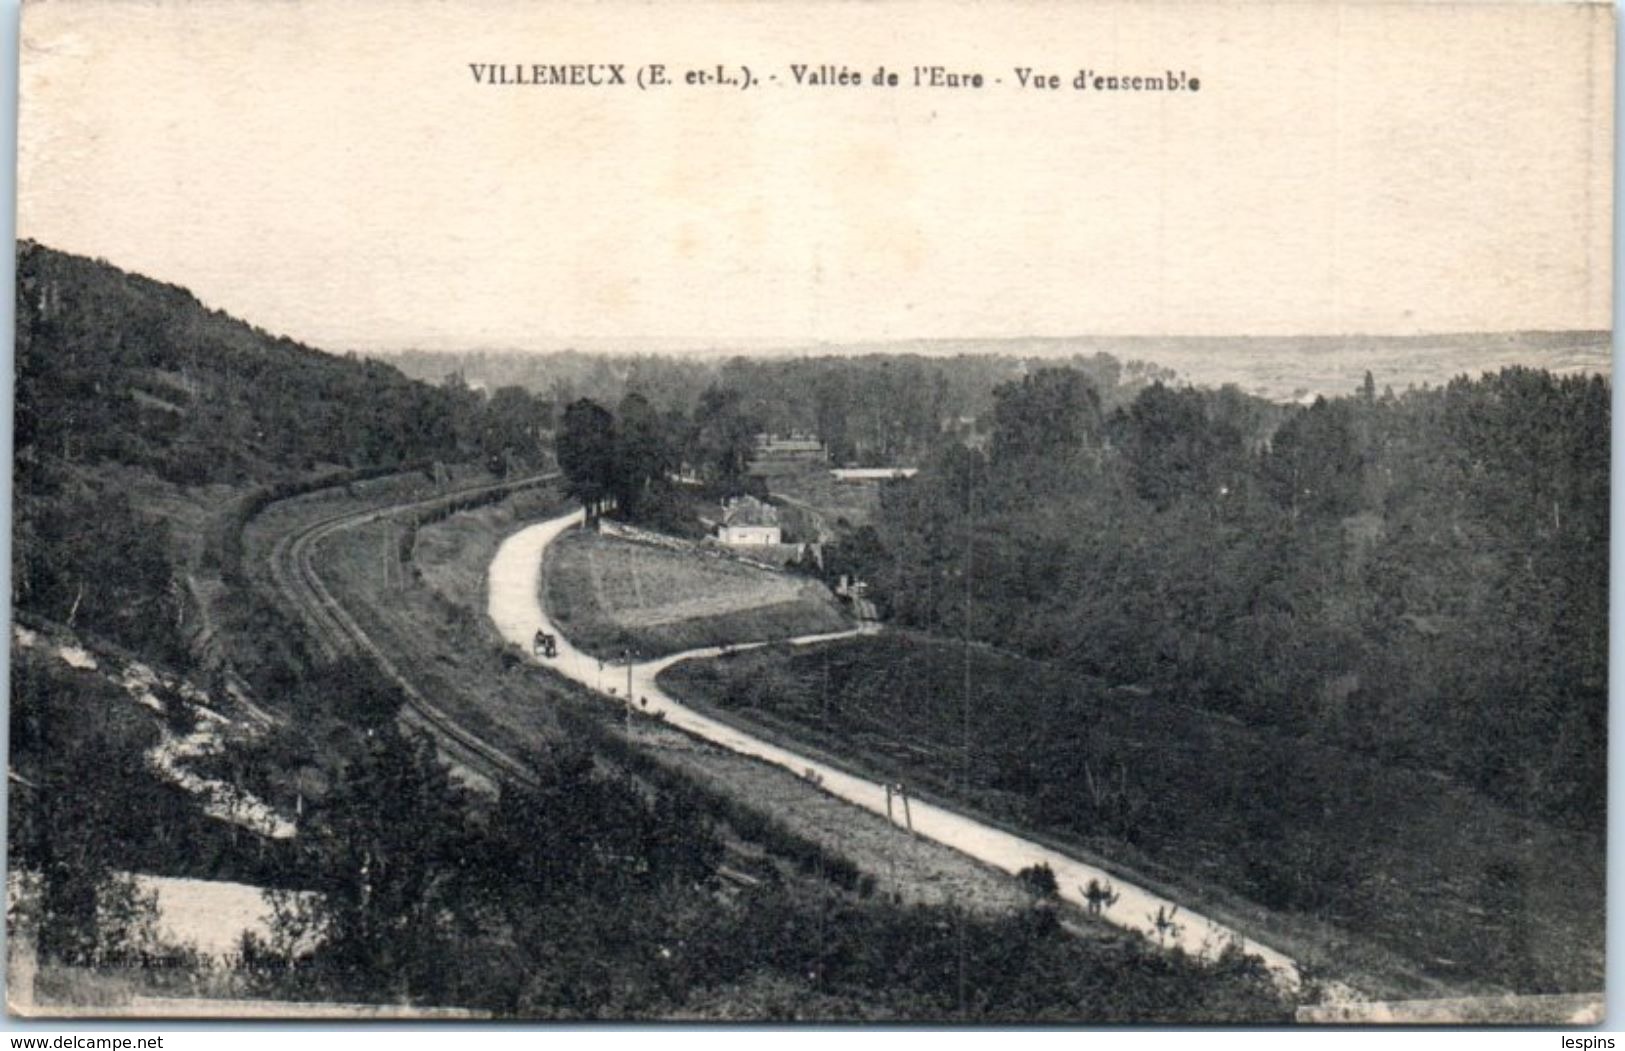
[845,367,1608,831]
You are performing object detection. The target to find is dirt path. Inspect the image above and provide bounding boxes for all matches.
[490,511,1309,992]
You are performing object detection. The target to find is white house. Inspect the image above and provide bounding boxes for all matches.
[717,496,782,545]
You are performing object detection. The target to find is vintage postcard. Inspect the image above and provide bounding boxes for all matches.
[7,0,1611,1025]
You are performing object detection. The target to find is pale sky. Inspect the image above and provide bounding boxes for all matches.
[17,0,1614,352]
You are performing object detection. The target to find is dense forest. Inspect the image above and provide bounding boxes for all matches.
[16,243,467,486]
[833,366,1608,830]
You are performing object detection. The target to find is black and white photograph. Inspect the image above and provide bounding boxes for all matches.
[4,0,1613,1026]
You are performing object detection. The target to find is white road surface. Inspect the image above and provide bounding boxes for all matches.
[489,509,1304,989]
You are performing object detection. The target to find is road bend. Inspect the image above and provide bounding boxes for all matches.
[489,509,1308,992]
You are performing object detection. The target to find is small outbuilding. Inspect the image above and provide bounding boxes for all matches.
[717,495,782,545]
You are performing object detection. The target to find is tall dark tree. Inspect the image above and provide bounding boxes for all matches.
[613,392,670,517]
[690,386,758,487]
[19,729,161,966]
[1259,397,1364,520]
[813,371,853,465]
[480,385,547,472]
[555,398,618,518]
[1114,382,1244,509]
[989,368,1104,464]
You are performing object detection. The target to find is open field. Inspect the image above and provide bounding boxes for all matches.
[413,484,562,616]
[543,530,851,659]
[659,632,1605,1000]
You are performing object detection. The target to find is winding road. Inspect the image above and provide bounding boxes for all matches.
[489,509,1306,990]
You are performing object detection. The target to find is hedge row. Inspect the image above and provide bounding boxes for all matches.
[392,483,524,567]
[215,462,437,587]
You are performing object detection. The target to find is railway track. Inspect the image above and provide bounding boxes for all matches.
[262,471,560,787]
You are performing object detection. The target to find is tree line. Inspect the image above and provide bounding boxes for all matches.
[553,387,762,522]
[394,347,1179,468]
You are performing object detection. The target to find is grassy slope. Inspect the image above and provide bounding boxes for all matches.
[542,530,851,658]
[659,632,1604,1000]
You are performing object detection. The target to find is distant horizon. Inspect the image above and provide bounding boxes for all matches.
[362,324,1611,406]
[22,241,1612,387]
[358,329,1613,359]
[28,235,1613,363]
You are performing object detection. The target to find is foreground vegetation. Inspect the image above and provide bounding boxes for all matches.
[232,704,1290,1021]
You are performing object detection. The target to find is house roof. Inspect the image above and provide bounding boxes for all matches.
[722,496,780,528]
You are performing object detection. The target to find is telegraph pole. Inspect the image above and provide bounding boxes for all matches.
[822,647,830,724]
[625,648,634,737]
[962,455,975,794]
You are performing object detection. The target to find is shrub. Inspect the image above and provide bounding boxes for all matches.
[1017,863,1059,897]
